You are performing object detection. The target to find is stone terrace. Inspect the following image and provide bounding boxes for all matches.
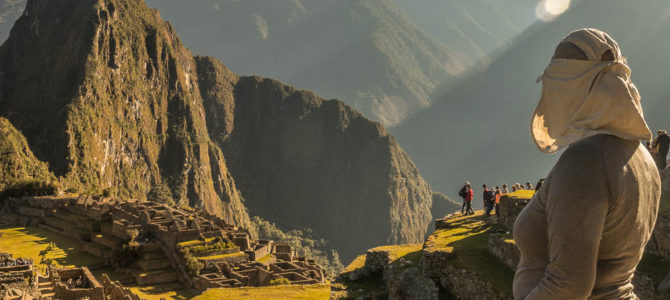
[0,195,325,293]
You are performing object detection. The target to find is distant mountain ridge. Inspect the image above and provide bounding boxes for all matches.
[393,0,540,63]
[143,0,475,126]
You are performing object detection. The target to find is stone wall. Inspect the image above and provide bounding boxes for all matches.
[437,266,512,300]
[647,212,670,259]
[488,234,519,270]
[51,267,105,300]
[497,195,529,232]
[99,274,142,300]
[647,168,670,259]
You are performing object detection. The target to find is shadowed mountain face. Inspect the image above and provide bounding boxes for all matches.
[393,0,670,201]
[196,56,435,260]
[143,0,473,127]
[0,0,437,260]
[0,0,251,227]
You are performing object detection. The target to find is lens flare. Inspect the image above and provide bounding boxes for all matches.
[536,0,571,22]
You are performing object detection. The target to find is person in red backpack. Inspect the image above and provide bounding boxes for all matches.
[464,185,474,215]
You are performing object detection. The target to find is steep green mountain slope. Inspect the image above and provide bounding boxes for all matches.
[0,0,437,261]
[393,0,670,201]
[196,56,435,260]
[0,0,250,227]
[0,117,54,190]
[143,0,473,126]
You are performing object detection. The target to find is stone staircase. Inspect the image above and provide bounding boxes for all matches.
[37,275,55,298]
[131,249,180,285]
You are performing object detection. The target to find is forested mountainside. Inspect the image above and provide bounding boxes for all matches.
[0,117,54,190]
[393,0,670,201]
[0,0,438,261]
[0,0,250,228]
[143,0,473,126]
[196,56,435,260]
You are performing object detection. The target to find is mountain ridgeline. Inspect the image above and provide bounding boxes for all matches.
[0,0,437,261]
[0,0,251,228]
[143,0,474,127]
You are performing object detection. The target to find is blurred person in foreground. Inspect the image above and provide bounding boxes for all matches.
[651,130,669,170]
[513,28,660,299]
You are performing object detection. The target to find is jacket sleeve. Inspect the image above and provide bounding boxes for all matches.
[525,143,610,300]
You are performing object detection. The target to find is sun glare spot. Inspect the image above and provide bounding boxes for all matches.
[536,0,571,22]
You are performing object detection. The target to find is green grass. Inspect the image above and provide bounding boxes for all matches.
[194,284,331,300]
[256,253,274,264]
[424,213,514,293]
[504,189,535,199]
[0,226,197,299]
[0,226,101,268]
[368,244,423,262]
[196,252,246,261]
[343,254,367,273]
[177,237,216,248]
[130,286,199,300]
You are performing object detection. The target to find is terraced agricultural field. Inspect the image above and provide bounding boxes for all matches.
[0,226,198,299]
[194,284,331,300]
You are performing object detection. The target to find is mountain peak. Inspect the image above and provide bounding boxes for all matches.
[0,0,251,227]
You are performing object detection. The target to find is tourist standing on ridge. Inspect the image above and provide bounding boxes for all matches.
[502,184,509,194]
[483,184,494,217]
[652,130,669,170]
[458,182,471,214]
[514,28,660,299]
[494,187,502,216]
[525,182,534,190]
[464,185,474,215]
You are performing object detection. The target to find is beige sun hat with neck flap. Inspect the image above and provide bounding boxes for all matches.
[531,28,652,154]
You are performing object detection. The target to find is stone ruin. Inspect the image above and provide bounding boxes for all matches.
[0,194,325,297]
[47,266,104,300]
[0,253,36,300]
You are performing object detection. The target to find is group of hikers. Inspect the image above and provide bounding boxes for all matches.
[0,257,32,268]
[648,129,670,170]
[457,180,543,217]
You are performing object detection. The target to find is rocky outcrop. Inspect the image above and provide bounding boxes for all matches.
[648,168,670,259]
[387,268,438,300]
[195,59,434,259]
[0,0,250,227]
[488,234,519,270]
[0,117,54,190]
[497,193,530,232]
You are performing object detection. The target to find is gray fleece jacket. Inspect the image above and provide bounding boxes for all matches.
[513,134,661,299]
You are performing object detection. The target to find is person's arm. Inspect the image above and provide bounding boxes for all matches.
[524,143,610,300]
